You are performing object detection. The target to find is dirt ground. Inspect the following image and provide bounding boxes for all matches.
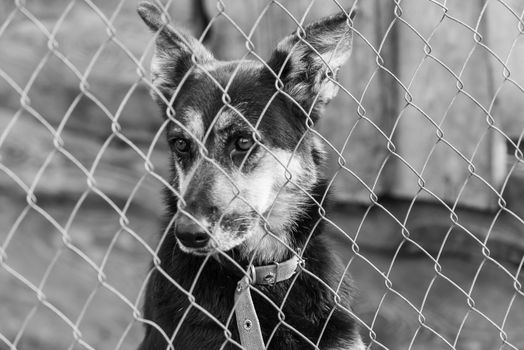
[0,192,523,350]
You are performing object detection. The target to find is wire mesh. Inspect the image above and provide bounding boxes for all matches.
[0,0,523,349]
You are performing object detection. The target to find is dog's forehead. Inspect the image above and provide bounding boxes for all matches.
[169,60,305,147]
[170,62,270,135]
[171,106,247,139]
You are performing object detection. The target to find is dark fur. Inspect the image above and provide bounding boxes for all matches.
[138,182,359,349]
[137,3,361,349]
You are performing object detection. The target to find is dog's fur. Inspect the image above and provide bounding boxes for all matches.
[137,2,364,349]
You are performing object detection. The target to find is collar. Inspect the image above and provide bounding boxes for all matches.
[233,255,302,349]
[248,255,300,285]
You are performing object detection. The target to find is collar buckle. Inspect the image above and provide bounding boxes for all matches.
[253,256,301,286]
[262,261,279,285]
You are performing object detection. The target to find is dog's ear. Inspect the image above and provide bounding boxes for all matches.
[137,1,214,101]
[267,10,355,122]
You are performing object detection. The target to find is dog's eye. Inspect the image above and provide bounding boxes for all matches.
[172,138,191,153]
[235,136,255,152]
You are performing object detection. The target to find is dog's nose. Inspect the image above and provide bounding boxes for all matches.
[175,216,210,248]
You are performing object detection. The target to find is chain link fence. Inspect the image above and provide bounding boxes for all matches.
[1,0,523,349]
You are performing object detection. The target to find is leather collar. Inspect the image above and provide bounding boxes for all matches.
[248,255,300,285]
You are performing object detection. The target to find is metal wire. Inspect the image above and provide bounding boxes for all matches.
[1,0,523,349]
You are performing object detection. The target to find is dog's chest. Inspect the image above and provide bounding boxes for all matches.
[146,256,355,350]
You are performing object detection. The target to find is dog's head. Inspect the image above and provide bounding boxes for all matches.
[138,2,354,262]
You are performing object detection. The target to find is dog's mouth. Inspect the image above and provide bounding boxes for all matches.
[179,245,212,255]
[177,240,236,256]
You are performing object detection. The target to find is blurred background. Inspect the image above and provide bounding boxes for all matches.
[1,0,523,349]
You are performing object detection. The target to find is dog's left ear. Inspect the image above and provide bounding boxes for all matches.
[267,10,355,122]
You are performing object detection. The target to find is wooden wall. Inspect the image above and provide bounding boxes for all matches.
[2,0,522,211]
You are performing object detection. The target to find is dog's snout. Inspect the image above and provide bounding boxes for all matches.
[175,216,210,249]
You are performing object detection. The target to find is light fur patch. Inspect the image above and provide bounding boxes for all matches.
[318,80,339,104]
[354,337,366,350]
[321,48,351,72]
[209,226,248,253]
[211,149,312,215]
[150,49,175,102]
[150,48,167,86]
[214,109,240,132]
[176,157,202,194]
[208,148,317,262]
[182,107,205,141]
[173,161,184,191]
[330,336,366,350]
[317,48,351,101]
[213,104,252,133]
[311,134,327,157]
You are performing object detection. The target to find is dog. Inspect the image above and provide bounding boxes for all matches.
[137,2,364,349]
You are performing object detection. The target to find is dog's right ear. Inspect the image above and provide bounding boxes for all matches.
[137,1,214,102]
[267,9,355,123]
